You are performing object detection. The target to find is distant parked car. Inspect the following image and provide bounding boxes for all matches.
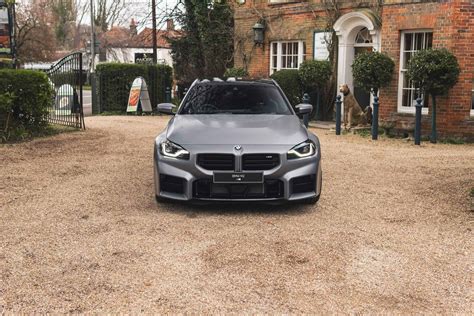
[154,78,322,203]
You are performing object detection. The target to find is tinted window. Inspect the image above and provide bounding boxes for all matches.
[179,83,292,115]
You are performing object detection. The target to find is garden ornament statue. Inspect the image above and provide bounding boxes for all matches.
[339,84,372,130]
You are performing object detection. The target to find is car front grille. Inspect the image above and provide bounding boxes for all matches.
[242,154,280,170]
[197,154,235,171]
[193,179,284,199]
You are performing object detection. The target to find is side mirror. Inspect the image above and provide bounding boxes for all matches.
[295,103,313,116]
[157,103,176,115]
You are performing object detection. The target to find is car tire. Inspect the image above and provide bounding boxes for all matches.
[155,194,167,204]
[304,194,320,204]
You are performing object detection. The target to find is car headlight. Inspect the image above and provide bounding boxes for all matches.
[160,140,190,159]
[287,140,316,159]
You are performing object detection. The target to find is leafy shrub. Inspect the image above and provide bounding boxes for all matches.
[406,48,460,96]
[270,69,302,106]
[299,60,332,90]
[0,92,14,113]
[224,67,249,78]
[0,69,53,142]
[96,63,173,113]
[352,51,395,93]
[298,60,333,120]
[0,58,14,69]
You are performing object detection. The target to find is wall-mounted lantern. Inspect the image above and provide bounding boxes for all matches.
[252,21,265,46]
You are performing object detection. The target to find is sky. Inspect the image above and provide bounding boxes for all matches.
[78,0,179,30]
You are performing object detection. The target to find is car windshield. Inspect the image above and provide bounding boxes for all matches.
[178,83,292,115]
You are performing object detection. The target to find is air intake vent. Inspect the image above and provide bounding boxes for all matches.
[197,154,235,171]
[242,154,280,171]
[160,174,185,194]
[291,175,316,194]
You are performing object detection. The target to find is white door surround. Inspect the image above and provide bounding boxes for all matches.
[333,11,381,100]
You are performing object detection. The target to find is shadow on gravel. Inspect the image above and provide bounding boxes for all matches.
[155,199,317,217]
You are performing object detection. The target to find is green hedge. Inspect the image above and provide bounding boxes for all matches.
[96,63,173,113]
[270,69,302,106]
[0,69,53,142]
[224,67,249,78]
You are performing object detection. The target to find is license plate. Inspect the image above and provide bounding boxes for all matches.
[213,172,263,184]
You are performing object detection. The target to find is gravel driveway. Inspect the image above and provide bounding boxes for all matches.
[1,116,473,313]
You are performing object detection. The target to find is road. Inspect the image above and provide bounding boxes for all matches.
[0,116,473,313]
[82,90,92,116]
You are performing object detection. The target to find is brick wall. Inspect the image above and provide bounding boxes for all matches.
[380,0,474,139]
[234,1,327,77]
[234,0,474,139]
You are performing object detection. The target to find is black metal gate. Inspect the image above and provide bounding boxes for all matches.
[47,52,85,129]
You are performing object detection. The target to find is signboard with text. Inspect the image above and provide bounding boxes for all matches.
[135,53,153,65]
[127,77,153,113]
[313,31,332,61]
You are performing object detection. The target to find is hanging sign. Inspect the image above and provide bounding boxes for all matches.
[126,77,153,113]
[313,31,332,61]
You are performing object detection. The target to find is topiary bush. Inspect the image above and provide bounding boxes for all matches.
[298,60,332,120]
[0,69,53,142]
[224,67,249,78]
[406,48,460,143]
[406,48,460,96]
[299,60,332,91]
[96,63,173,113]
[352,51,395,94]
[270,69,302,106]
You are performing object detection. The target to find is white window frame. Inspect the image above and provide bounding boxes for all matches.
[270,41,305,75]
[398,30,433,114]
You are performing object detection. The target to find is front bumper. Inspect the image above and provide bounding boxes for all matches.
[154,144,322,202]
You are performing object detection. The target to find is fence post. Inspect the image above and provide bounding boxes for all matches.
[430,95,437,144]
[302,93,310,128]
[372,95,379,140]
[414,98,422,145]
[183,87,188,100]
[335,95,342,135]
[166,87,171,103]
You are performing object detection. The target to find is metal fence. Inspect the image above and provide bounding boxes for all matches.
[47,52,85,129]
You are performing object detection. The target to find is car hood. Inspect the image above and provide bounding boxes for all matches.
[166,114,308,145]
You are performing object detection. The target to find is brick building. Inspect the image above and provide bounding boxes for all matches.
[234,0,474,139]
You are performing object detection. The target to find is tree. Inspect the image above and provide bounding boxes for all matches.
[352,51,395,95]
[52,0,75,47]
[168,0,234,84]
[14,2,58,63]
[406,48,460,143]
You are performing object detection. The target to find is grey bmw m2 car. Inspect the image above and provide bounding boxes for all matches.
[154,78,322,203]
